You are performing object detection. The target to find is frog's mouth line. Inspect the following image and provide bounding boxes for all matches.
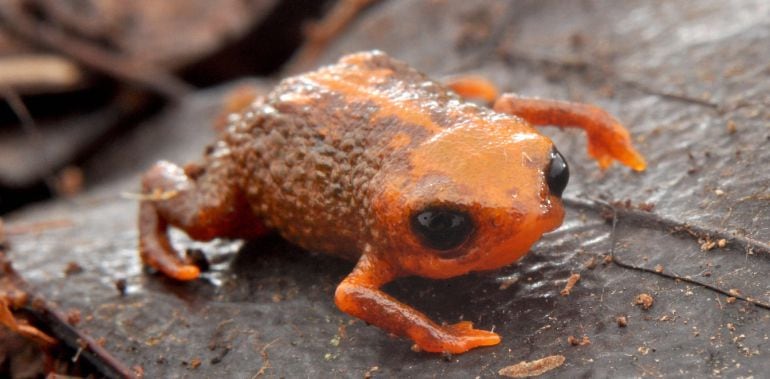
[433,246,471,260]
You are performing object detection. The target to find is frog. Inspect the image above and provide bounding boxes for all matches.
[138,50,645,354]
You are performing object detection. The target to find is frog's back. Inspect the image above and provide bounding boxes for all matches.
[222,51,474,258]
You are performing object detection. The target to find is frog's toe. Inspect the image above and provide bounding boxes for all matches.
[170,265,201,281]
[587,138,646,171]
[444,322,501,353]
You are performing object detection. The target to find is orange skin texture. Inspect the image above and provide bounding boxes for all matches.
[138,51,645,354]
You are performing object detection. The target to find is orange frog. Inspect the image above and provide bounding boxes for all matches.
[139,51,645,354]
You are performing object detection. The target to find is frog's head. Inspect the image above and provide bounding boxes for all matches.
[371,116,568,279]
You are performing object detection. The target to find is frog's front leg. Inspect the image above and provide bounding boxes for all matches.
[446,77,646,171]
[334,254,500,354]
[139,156,268,281]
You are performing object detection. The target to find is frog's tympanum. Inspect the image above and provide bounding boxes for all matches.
[139,51,645,354]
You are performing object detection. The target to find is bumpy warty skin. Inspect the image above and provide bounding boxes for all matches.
[137,48,645,354]
[216,51,490,260]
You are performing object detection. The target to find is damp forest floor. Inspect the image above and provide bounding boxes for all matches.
[1,1,769,377]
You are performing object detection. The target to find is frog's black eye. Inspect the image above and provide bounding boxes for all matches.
[546,147,569,198]
[411,207,474,252]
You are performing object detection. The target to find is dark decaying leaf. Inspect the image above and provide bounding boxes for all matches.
[3,0,769,377]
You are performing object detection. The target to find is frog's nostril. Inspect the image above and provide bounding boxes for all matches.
[546,147,569,198]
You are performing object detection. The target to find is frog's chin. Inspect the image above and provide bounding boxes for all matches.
[544,206,566,233]
[452,207,566,274]
[404,231,543,279]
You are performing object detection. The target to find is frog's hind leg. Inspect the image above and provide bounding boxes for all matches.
[447,75,645,171]
[445,75,499,104]
[493,94,646,171]
[139,158,268,281]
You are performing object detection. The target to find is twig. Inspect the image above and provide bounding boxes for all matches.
[444,3,524,75]
[586,197,770,311]
[4,219,74,235]
[0,298,57,346]
[563,197,770,255]
[253,338,280,378]
[0,254,135,378]
[0,2,192,100]
[26,302,136,378]
[493,48,723,112]
[0,54,82,90]
[288,0,378,74]
[0,85,58,191]
[619,79,720,110]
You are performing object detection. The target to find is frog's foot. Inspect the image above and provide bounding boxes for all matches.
[494,94,646,171]
[413,321,501,354]
[139,160,269,281]
[139,200,201,281]
[335,255,501,355]
[585,125,646,171]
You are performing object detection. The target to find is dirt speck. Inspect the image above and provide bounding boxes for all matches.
[560,273,581,296]
[700,237,716,251]
[610,199,655,212]
[363,366,379,379]
[616,315,628,327]
[66,308,81,325]
[498,276,519,290]
[637,202,655,212]
[54,166,84,198]
[64,262,83,276]
[727,120,737,134]
[567,335,591,346]
[634,293,654,310]
[498,354,566,378]
[114,278,127,296]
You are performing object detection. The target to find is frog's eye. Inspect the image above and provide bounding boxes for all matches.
[546,147,569,198]
[411,207,474,251]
